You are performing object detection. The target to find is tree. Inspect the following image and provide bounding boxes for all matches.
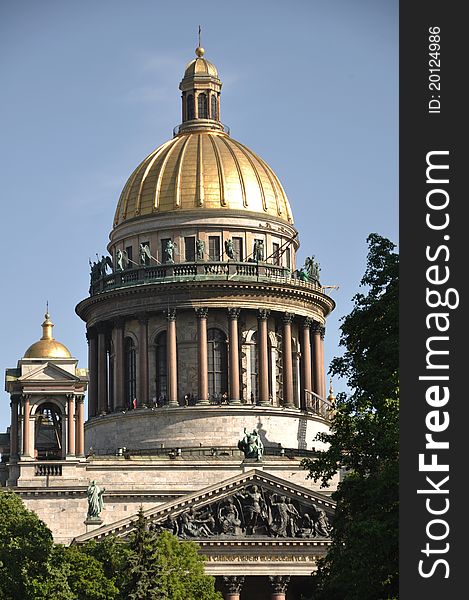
[301,234,399,600]
[154,531,223,600]
[121,509,222,600]
[0,490,56,600]
[121,508,164,600]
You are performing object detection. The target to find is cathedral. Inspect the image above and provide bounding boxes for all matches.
[1,43,338,600]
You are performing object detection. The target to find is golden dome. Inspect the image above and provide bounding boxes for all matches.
[113,130,294,227]
[183,55,219,79]
[24,313,72,359]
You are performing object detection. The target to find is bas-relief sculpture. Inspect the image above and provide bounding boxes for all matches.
[151,484,331,540]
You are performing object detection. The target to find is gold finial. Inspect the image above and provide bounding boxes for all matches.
[195,25,205,57]
[41,310,54,341]
[327,378,336,403]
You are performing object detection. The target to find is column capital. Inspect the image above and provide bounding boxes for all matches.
[21,394,31,402]
[319,325,326,339]
[76,395,85,405]
[282,312,294,324]
[96,322,108,335]
[257,308,270,320]
[228,307,241,319]
[137,312,149,325]
[66,393,75,402]
[195,307,209,319]
[113,316,126,329]
[311,320,322,334]
[164,308,177,321]
[86,327,97,342]
[268,575,290,594]
[303,316,314,328]
[222,575,245,594]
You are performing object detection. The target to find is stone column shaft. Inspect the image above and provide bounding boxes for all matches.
[319,326,326,399]
[138,316,149,407]
[67,395,76,456]
[22,395,31,457]
[282,313,294,407]
[312,323,322,398]
[257,310,270,405]
[196,308,209,404]
[301,319,312,410]
[87,329,98,417]
[228,308,241,404]
[10,397,19,459]
[114,319,125,411]
[166,310,178,406]
[97,326,108,414]
[76,396,85,457]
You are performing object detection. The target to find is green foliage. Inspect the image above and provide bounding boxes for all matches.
[301,234,399,600]
[0,490,55,600]
[154,531,222,600]
[0,493,220,600]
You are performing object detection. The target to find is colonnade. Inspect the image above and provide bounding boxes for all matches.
[87,308,326,418]
[9,393,85,460]
[221,575,291,600]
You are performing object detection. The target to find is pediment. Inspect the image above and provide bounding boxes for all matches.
[19,362,79,382]
[74,469,335,544]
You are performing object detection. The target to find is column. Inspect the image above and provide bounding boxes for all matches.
[138,314,149,407]
[21,394,31,458]
[222,576,245,600]
[319,325,326,399]
[282,313,294,408]
[87,328,98,417]
[166,309,178,407]
[97,324,108,414]
[75,395,85,457]
[268,575,290,600]
[196,308,209,404]
[257,309,270,405]
[312,321,322,398]
[10,395,19,459]
[228,308,241,404]
[66,394,76,457]
[114,317,125,411]
[301,318,313,410]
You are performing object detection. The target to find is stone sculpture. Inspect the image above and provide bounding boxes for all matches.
[86,480,105,520]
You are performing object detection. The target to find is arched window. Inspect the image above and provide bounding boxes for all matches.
[124,337,136,409]
[187,94,195,120]
[211,95,217,120]
[155,331,167,403]
[207,328,227,400]
[35,403,63,460]
[198,93,208,118]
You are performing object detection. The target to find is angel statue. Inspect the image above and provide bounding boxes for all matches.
[304,256,321,282]
[139,242,152,266]
[224,238,236,260]
[115,249,129,271]
[238,428,264,461]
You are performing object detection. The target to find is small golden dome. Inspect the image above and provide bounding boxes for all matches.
[24,313,72,359]
[183,55,218,79]
[113,130,294,227]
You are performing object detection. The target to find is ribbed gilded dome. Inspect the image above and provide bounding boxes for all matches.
[24,313,72,359]
[183,56,219,79]
[113,130,294,227]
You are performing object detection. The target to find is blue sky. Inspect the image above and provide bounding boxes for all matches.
[0,0,397,432]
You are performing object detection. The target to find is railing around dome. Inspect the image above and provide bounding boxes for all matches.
[89,261,323,296]
[304,390,334,420]
[172,121,230,136]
